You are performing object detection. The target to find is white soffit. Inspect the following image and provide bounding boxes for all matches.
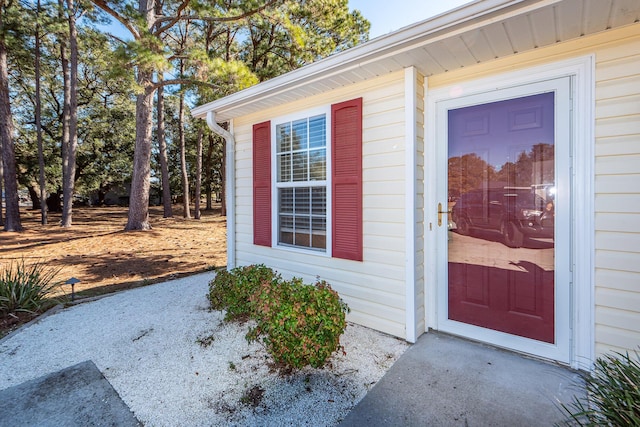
[192,0,640,122]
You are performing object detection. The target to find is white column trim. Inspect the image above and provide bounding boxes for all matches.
[404,66,417,343]
[571,55,596,371]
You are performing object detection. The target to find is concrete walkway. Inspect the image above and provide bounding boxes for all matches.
[340,332,585,426]
[0,360,140,426]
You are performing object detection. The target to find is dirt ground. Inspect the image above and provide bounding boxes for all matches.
[0,205,227,301]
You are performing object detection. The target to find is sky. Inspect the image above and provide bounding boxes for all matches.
[349,0,474,39]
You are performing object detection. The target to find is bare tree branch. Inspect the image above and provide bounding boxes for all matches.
[153,0,191,35]
[91,0,141,39]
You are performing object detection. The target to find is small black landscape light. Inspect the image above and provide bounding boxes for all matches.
[65,277,81,301]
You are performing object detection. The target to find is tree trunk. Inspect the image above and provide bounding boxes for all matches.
[125,0,155,231]
[157,82,172,217]
[27,185,42,210]
[59,0,70,222]
[35,0,47,224]
[194,126,202,219]
[61,0,78,227]
[0,44,22,231]
[178,88,190,219]
[0,25,22,232]
[125,71,154,230]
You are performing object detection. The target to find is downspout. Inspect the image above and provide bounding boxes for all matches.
[206,111,236,270]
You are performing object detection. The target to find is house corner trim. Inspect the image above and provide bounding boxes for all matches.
[405,66,418,343]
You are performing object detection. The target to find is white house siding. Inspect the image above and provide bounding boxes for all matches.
[593,35,640,356]
[428,25,640,357]
[231,71,411,338]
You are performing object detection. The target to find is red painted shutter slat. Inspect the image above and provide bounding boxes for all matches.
[332,98,363,261]
[253,121,271,246]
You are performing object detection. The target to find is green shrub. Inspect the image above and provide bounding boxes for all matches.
[208,264,351,371]
[0,260,61,316]
[247,278,350,370]
[558,350,640,426]
[207,264,279,320]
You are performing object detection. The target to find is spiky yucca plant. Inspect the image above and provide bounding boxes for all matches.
[558,350,640,426]
[0,260,61,315]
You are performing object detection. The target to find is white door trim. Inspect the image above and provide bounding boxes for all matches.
[424,56,595,370]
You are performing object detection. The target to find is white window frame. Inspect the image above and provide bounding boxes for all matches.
[271,106,332,256]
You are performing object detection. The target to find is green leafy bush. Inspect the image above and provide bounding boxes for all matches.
[0,260,61,316]
[208,264,350,371]
[247,278,350,370]
[558,350,640,426]
[207,264,280,320]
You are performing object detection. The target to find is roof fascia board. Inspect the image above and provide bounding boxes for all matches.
[192,0,557,120]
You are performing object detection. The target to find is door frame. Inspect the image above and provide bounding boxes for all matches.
[424,56,595,369]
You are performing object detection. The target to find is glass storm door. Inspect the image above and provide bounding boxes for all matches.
[436,78,571,362]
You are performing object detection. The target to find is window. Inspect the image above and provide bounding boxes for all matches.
[275,114,328,251]
[252,97,362,261]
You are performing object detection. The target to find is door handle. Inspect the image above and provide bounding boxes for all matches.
[437,202,452,227]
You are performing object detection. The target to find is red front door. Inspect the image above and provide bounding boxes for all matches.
[447,92,556,343]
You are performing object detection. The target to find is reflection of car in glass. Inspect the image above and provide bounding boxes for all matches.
[451,187,554,248]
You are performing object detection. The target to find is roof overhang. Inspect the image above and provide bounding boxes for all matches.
[192,0,640,123]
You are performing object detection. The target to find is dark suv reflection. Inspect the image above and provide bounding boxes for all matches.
[451,187,554,248]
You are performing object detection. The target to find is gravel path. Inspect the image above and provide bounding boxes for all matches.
[0,272,408,426]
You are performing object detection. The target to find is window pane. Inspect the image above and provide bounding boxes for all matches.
[309,115,326,148]
[276,123,291,153]
[278,153,291,182]
[294,188,310,214]
[309,149,326,181]
[294,216,311,247]
[311,187,326,215]
[292,152,308,181]
[279,188,293,213]
[292,119,308,151]
[279,214,294,245]
[311,217,326,249]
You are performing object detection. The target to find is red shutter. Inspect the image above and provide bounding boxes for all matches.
[332,98,363,261]
[253,121,271,246]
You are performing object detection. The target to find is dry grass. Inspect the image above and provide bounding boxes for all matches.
[0,205,227,299]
